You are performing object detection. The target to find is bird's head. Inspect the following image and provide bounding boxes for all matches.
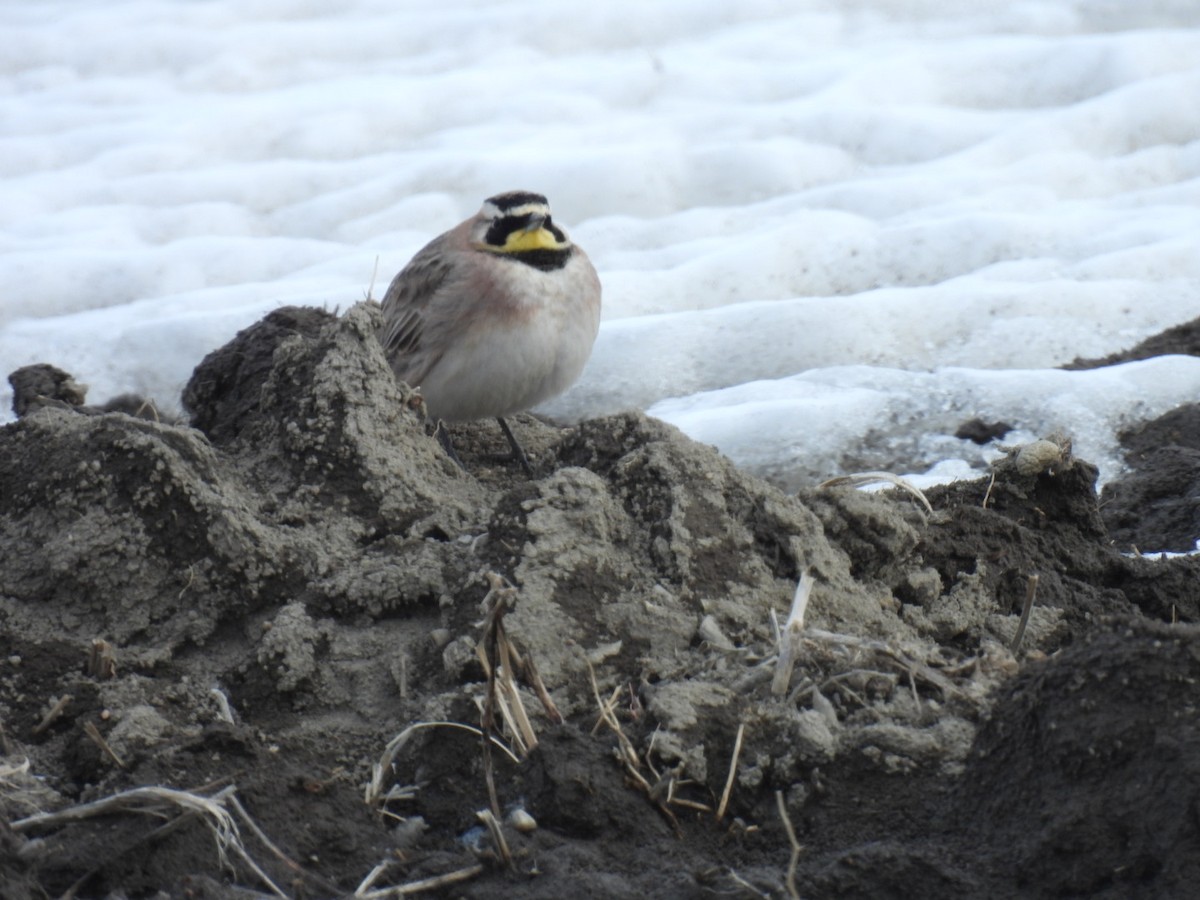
[472,191,574,260]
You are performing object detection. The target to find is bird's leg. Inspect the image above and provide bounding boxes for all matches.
[433,420,467,471]
[496,417,534,475]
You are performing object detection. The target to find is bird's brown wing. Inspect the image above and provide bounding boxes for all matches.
[378,237,456,384]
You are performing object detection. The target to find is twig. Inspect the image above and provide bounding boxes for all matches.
[727,867,772,898]
[472,571,546,820]
[82,721,125,769]
[475,661,532,759]
[356,864,485,898]
[480,645,501,821]
[355,860,393,896]
[662,772,713,812]
[133,397,162,422]
[478,575,518,818]
[520,650,563,724]
[59,868,101,900]
[772,573,813,696]
[645,727,663,780]
[817,471,933,515]
[591,684,623,737]
[476,807,513,869]
[31,694,72,736]
[775,791,802,900]
[584,656,680,831]
[365,721,519,807]
[808,668,900,706]
[802,628,963,700]
[715,723,745,822]
[11,784,287,898]
[177,565,196,599]
[0,758,30,779]
[495,629,538,754]
[981,470,997,508]
[228,793,342,896]
[86,639,117,679]
[1010,573,1040,653]
[586,659,646,782]
[210,686,237,724]
[668,795,713,813]
[367,255,381,301]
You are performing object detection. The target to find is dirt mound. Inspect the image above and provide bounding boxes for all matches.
[1067,312,1200,553]
[1100,401,1200,553]
[1064,313,1200,369]
[2,303,1197,898]
[954,618,1200,898]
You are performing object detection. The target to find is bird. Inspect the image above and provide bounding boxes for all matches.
[377,191,601,471]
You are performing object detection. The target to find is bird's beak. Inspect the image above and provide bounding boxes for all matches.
[523,213,546,232]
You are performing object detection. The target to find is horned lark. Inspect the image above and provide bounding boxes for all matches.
[378,191,601,470]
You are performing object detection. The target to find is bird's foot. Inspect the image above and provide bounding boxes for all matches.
[497,417,534,476]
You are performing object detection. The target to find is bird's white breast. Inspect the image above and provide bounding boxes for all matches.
[418,253,600,422]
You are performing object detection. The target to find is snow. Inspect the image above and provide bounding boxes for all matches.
[3,1,1199,488]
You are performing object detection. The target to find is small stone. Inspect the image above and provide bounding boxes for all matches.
[507,808,537,833]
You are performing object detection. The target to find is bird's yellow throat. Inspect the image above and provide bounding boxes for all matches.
[495,226,567,254]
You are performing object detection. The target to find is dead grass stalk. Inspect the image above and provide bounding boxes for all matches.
[11,784,287,898]
[775,790,802,900]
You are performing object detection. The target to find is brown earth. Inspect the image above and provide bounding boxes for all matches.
[2,306,1199,899]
